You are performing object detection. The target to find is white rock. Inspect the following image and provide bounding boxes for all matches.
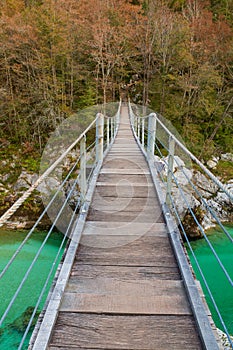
[37,177,60,195]
[14,177,29,190]
[212,156,219,163]
[207,159,217,169]
[207,199,222,213]
[13,171,39,191]
[221,153,233,162]
[171,187,200,218]
[202,214,216,230]
[163,155,186,174]
[216,191,232,205]
[217,328,233,350]
[193,172,218,197]
[175,168,193,186]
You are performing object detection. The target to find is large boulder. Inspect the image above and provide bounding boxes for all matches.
[13,171,38,191]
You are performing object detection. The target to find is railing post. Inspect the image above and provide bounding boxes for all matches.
[134,115,137,134]
[137,117,140,139]
[131,112,134,130]
[107,117,110,148]
[142,119,145,149]
[166,135,175,205]
[96,113,104,163]
[147,113,156,160]
[80,135,87,198]
[114,115,117,136]
[111,117,114,142]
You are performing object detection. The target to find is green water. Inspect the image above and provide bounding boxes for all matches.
[0,229,65,350]
[187,225,233,335]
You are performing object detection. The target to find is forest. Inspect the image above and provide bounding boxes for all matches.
[0,0,233,164]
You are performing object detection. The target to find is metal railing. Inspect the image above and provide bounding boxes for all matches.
[0,102,121,350]
[129,101,233,348]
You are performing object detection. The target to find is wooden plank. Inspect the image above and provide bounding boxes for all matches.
[113,143,136,146]
[105,154,145,158]
[90,197,160,212]
[64,277,185,295]
[98,173,153,183]
[86,208,164,222]
[76,236,177,267]
[82,221,167,237]
[100,168,150,174]
[96,181,154,187]
[62,278,191,316]
[70,264,181,280]
[102,161,148,169]
[61,288,191,315]
[48,313,203,350]
[91,196,157,205]
[94,184,157,198]
[79,234,166,248]
[108,150,142,153]
[113,140,137,144]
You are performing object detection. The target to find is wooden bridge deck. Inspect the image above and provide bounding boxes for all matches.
[47,106,203,349]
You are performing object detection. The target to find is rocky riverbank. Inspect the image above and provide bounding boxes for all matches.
[155,153,233,239]
[0,154,232,238]
[0,169,52,230]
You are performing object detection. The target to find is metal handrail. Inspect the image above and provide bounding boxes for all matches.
[129,100,233,348]
[0,101,121,349]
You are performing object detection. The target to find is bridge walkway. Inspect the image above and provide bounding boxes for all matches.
[47,106,203,349]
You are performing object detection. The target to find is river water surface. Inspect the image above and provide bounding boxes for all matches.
[187,225,233,335]
[0,229,65,349]
[0,226,232,349]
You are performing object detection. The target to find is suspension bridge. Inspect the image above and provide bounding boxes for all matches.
[0,101,232,349]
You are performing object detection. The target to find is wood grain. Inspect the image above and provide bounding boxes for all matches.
[70,264,181,280]
[76,236,178,267]
[48,313,202,350]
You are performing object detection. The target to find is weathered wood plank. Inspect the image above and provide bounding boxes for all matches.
[82,221,167,237]
[76,236,177,267]
[91,197,157,210]
[65,277,185,295]
[48,313,203,350]
[94,184,157,198]
[96,182,154,187]
[105,157,148,163]
[86,208,164,222]
[78,234,165,248]
[102,161,148,169]
[100,168,150,174]
[70,264,181,280]
[61,291,191,315]
[62,278,191,315]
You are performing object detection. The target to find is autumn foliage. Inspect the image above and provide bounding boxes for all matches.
[0,0,232,157]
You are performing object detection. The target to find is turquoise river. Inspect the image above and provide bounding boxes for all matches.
[186,225,233,335]
[0,226,232,349]
[0,229,65,350]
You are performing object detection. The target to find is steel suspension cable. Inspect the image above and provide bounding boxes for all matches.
[0,155,81,280]
[0,166,81,327]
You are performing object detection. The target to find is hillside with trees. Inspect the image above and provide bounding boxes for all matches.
[0,0,233,165]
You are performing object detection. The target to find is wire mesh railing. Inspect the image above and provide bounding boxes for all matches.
[0,101,121,349]
[129,100,233,348]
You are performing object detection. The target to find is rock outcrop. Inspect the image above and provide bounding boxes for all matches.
[157,153,233,239]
